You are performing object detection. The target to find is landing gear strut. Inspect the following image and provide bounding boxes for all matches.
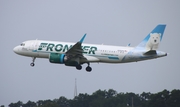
[30,57,36,67]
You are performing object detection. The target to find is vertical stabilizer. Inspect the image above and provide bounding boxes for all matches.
[136,24,166,50]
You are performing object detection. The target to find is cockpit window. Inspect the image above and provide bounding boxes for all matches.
[20,43,25,46]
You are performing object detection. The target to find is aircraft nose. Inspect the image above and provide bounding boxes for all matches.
[13,46,19,54]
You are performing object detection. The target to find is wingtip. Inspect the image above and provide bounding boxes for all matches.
[79,33,87,43]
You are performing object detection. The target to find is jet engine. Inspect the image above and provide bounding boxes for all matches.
[49,53,68,64]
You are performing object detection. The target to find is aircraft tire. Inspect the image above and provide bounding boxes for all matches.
[30,63,35,67]
[86,66,92,72]
[76,65,82,70]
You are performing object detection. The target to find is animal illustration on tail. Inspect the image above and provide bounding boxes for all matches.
[146,33,161,50]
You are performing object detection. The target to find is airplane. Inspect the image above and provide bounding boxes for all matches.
[13,24,167,72]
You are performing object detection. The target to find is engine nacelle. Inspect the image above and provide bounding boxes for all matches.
[49,53,67,64]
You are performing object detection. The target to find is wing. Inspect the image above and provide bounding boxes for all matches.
[65,34,88,64]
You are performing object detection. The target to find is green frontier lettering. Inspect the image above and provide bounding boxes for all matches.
[55,44,63,52]
[46,43,72,52]
[38,43,48,50]
[82,46,97,54]
[38,43,97,54]
[89,47,97,54]
[46,43,54,51]
[82,46,90,54]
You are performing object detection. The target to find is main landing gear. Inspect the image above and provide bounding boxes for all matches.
[86,66,92,72]
[76,64,82,70]
[76,63,92,72]
[86,63,92,72]
[30,57,36,67]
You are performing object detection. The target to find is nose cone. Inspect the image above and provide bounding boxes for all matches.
[13,46,19,54]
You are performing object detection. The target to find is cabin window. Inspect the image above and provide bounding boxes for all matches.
[20,43,25,46]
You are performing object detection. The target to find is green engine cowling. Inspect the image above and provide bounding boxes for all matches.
[49,53,79,66]
[49,53,67,64]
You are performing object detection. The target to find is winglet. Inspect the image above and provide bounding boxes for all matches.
[79,33,86,43]
[127,43,131,47]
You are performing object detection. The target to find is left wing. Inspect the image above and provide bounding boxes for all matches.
[65,34,88,64]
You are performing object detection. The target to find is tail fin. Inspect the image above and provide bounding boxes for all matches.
[136,24,166,50]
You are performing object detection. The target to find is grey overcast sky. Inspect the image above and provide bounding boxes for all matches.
[0,0,180,106]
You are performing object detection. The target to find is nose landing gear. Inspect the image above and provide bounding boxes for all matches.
[30,63,35,66]
[30,57,36,67]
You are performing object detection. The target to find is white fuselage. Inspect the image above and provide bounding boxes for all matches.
[13,40,167,64]
[13,25,167,71]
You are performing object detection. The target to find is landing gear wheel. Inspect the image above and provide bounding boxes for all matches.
[76,65,82,70]
[86,66,92,72]
[30,63,35,67]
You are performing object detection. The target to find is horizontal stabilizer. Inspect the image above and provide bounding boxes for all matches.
[144,50,157,55]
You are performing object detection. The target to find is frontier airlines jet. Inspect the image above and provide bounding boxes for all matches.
[13,25,167,72]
